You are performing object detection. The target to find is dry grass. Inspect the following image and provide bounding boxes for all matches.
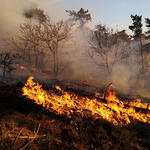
[0,83,150,150]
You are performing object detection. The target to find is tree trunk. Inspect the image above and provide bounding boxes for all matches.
[53,53,56,75]
[140,36,143,68]
[56,51,58,75]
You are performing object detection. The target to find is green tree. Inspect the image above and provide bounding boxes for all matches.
[66,8,91,28]
[66,8,92,54]
[129,14,143,40]
[23,8,46,23]
[129,14,143,66]
[145,18,150,38]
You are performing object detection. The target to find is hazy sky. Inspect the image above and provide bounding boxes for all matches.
[1,0,150,35]
[37,0,150,34]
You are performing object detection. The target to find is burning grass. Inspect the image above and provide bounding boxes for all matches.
[0,77,150,149]
[22,76,150,126]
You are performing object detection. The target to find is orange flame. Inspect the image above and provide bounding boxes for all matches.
[20,66,27,70]
[22,77,150,126]
[11,63,37,71]
[30,68,36,71]
[128,99,149,109]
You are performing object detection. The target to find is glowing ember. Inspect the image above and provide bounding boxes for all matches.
[11,63,37,71]
[30,68,36,71]
[22,76,150,126]
[20,66,27,70]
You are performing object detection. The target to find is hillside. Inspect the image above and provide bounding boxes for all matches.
[0,79,150,150]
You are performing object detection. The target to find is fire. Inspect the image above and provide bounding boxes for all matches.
[20,66,27,70]
[11,64,28,71]
[30,68,36,71]
[22,76,150,126]
[11,63,37,71]
[128,99,149,109]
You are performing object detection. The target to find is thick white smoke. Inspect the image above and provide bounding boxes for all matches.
[0,0,64,36]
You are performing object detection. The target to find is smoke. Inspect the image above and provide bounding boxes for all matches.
[1,1,150,100]
[0,0,63,35]
[111,64,131,94]
[108,40,150,98]
[0,0,37,36]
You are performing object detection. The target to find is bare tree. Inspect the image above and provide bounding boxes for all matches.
[40,16,74,75]
[3,12,74,75]
[89,23,131,76]
[3,21,49,70]
[0,51,21,78]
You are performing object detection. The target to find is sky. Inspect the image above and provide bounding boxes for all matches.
[1,0,150,36]
[37,0,150,34]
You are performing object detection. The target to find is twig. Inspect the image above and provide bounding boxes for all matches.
[19,124,41,150]
[13,128,24,145]
[9,135,46,139]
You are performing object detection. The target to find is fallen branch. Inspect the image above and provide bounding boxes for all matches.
[19,123,41,150]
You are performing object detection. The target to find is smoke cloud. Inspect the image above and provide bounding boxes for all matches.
[0,0,150,100]
[0,0,35,36]
[0,0,63,35]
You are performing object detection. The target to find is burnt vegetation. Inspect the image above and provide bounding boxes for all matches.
[1,7,150,150]
[0,83,150,150]
[0,51,21,78]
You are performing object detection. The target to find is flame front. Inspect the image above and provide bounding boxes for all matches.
[22,76,150,126]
